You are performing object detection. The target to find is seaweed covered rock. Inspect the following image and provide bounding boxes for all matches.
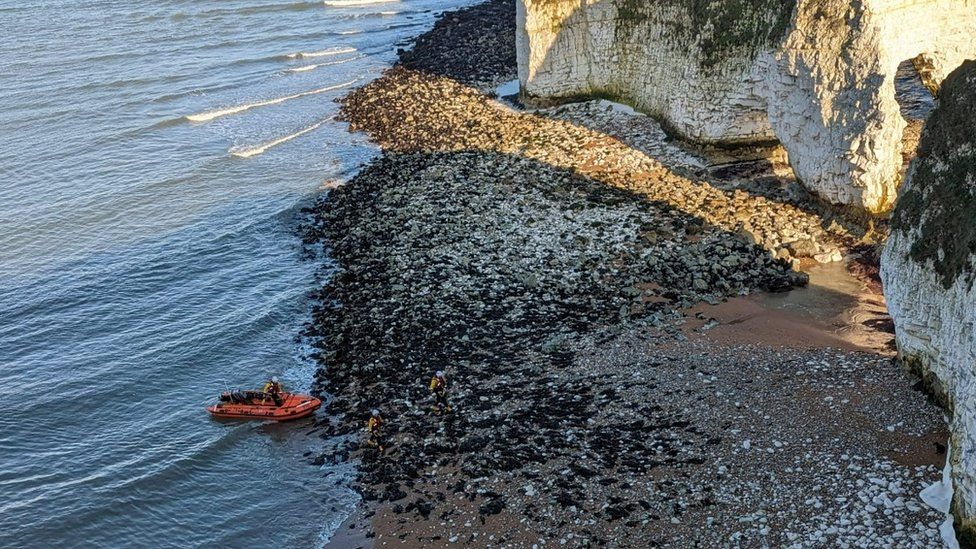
[517,0,976,211]
[882,59,976,541]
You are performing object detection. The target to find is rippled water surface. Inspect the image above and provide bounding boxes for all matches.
[896,59,936,120]
[0,0,469,545]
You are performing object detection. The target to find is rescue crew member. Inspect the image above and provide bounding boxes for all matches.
[262,376,283,406]
[429,370,450,414]
[366,409,385,453]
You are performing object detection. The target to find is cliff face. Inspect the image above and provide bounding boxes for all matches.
[517,0,976,212]
[882,60,976,541]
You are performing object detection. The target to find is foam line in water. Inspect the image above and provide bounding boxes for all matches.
[285,46,357,59]
[186,79,356,122]
[230,116,334,158]
[286,54,363,73]
[324,0,398,6]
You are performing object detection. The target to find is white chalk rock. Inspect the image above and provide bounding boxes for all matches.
[516,0,976,212]
[882,60,976,541]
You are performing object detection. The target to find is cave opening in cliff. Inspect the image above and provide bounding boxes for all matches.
[895,59,937,174]
[895,59,937,121]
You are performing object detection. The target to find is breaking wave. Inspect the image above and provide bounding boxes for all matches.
[229,117,333,158]
[286,54,364,73]
[284,46,357,59]
[185,79,357,122]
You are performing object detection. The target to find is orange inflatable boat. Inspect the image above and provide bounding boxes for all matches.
[206,391,321,421]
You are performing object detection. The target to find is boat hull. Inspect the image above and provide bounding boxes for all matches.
[206,392,322,421]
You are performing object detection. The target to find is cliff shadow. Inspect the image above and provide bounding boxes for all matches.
[310,147,808,372]
[395,0,874,245]
[326,60,903,359]
[303,142,923,545]
[302,2,961,543]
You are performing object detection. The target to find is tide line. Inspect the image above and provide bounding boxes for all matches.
[229,116,334,158]
[186,79,356,122]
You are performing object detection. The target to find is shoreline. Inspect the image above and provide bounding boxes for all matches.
[306,1,949,546]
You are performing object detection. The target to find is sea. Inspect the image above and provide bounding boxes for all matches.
[0,0,471,546]
[0,2,936,546]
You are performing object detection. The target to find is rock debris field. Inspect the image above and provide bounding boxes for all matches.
[301,0,951,546]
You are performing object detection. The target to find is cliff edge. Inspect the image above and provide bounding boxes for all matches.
[882,59,976,543]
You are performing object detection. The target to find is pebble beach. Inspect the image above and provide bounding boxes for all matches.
[303,1,952,546]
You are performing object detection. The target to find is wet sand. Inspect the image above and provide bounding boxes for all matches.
[685,262,897,354]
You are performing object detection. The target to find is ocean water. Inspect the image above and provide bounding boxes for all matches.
[0,0,470,546]
[896,59,936,120]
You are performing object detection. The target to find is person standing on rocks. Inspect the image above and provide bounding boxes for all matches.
[366,409,385,454]
[429,370,450,414]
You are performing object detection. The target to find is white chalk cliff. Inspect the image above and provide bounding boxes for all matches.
[882,60,976,542]
[516,0,976,212]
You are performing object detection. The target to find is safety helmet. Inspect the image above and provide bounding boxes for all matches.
[436,370,444,377]
[271,376,279,383]
[371,409,380,416]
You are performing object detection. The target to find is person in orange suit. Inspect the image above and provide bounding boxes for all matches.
[366,409,385,453]
[262,376,283,406]
[429,370,450,414]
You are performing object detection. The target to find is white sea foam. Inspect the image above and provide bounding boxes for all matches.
[286,54,363,73]
[323,0,397,6]
[186,79,356,122]
[921,439,959,549]
[230,116,333,158]
[285,46,357,59]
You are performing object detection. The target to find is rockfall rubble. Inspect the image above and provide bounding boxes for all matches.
[517,0,976,212]
[882,59,976,543]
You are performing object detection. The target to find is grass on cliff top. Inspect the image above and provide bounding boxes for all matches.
[891,60,976,290]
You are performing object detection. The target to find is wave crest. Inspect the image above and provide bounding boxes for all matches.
[230,117,333,158]
[284,46,357,59]
[286,54,364,73]
[186,79,357,122]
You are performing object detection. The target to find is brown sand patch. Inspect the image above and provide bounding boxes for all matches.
[684,296,867,352]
